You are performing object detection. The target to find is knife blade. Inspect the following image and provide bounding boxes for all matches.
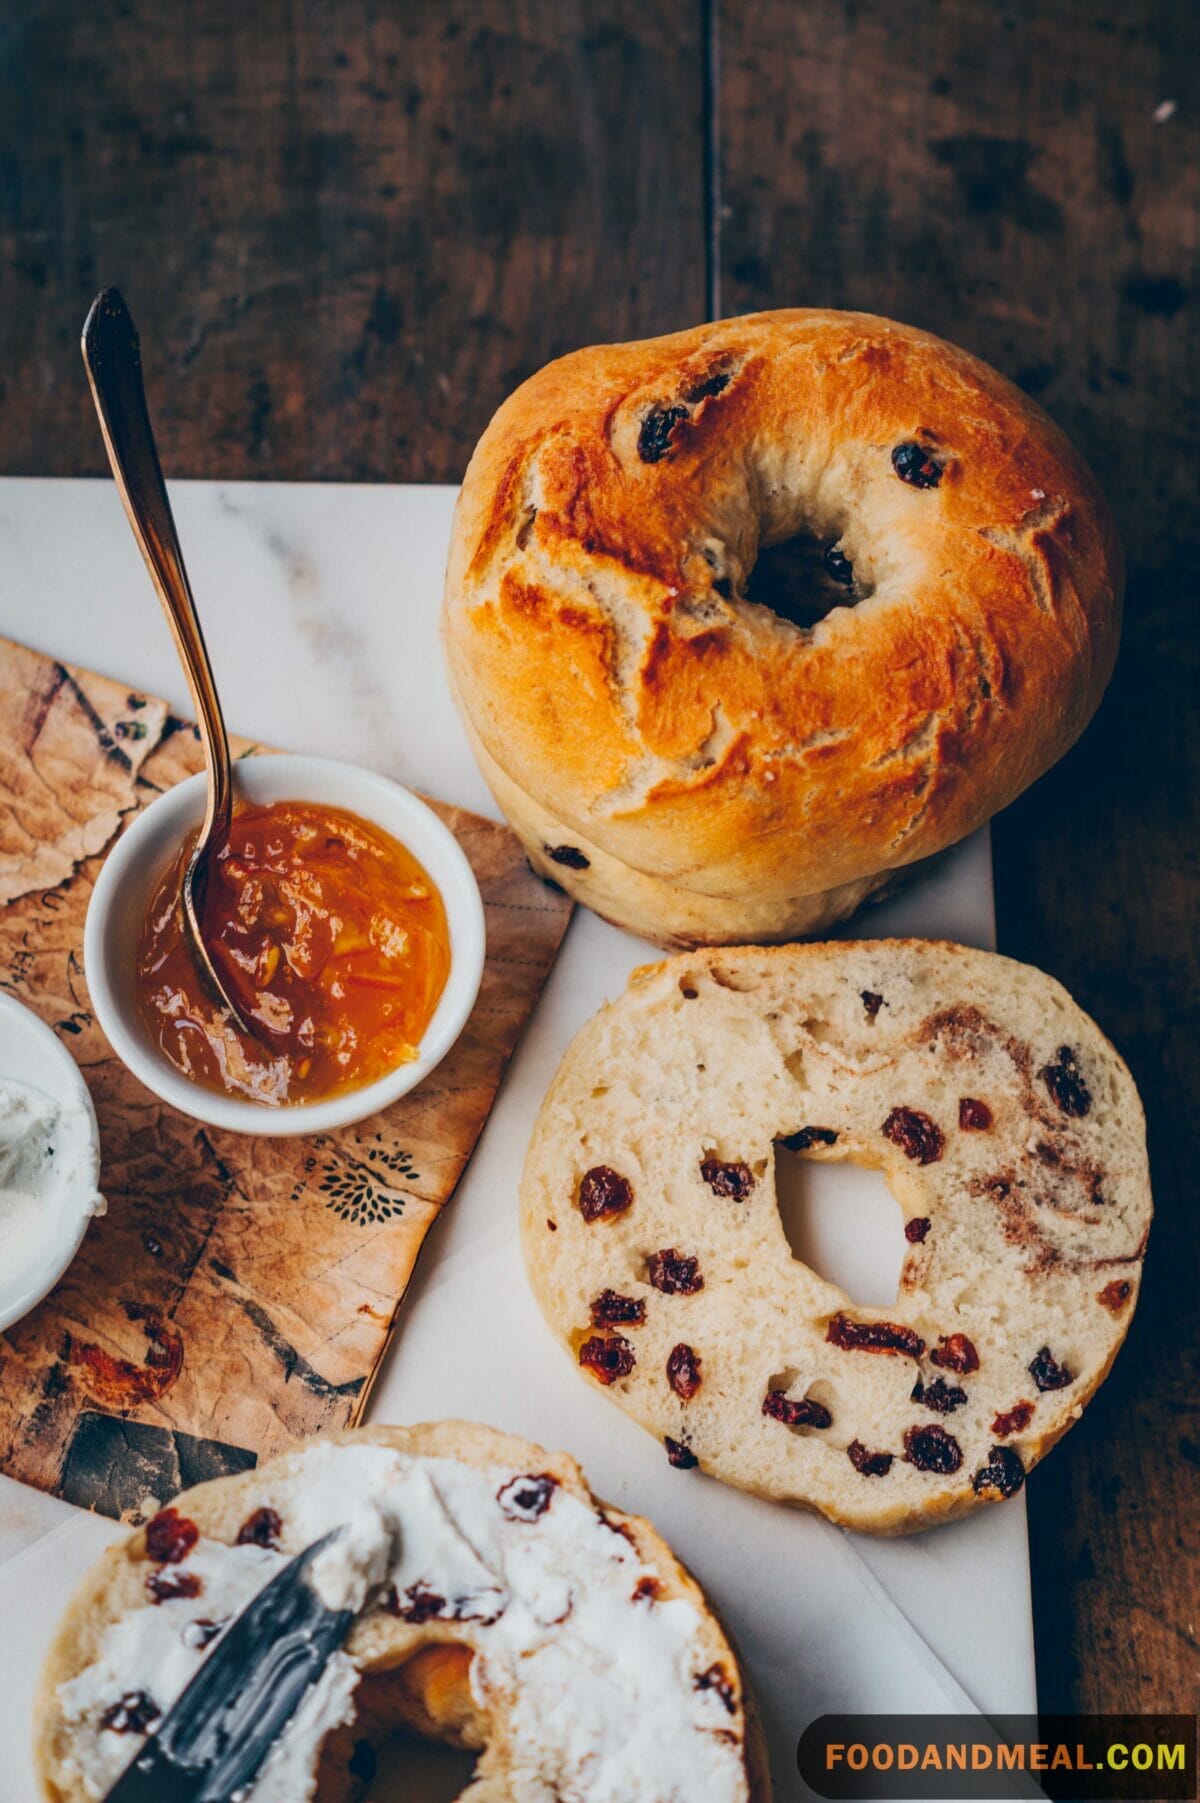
[104,1530,356,1803]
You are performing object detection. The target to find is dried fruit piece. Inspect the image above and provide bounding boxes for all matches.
[902,1424,963,1474]
[578,1166,633,1223]
[664,1436,698,1469]
[236,1507,283,1550]
[861,989,885,1021]
[959,1097,993,1130]
[545,843,590,870]
[700,1157,755,1200]
[637,404,689,463]
[892,441,942,487]
[389,1581,448,1623]
[590,1289,646,1327]
[904,1217,931,1244]
[824,546,854,585]
[695,1663,736,1714]
[781,1126,839,1152]
[147,1569,202,1604]
[1097,1279,1132,1314]
[992,1400,1034,1437]
[497,1474,557,1523]
[1039,1046,1091,1117]
[579,1335,636,1384]
[647,1248,704,1295]
[427,1581,488,1634]
[827,1312,925,1358]
[930,1333,980,1375]
[1029,1345,1074,1391]
[100,1691,160,1734]
[144,1508,199,1566]
[762,1390,832,1429]
[385,1582,502,1627]
[882,1106,945,1164]
[848,1440,894,1477]
[972,1445,1025,1499]
[667,1343,703,1401]
[911,1375,968,1414]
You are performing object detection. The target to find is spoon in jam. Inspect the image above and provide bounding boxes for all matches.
[81,288,259,1042]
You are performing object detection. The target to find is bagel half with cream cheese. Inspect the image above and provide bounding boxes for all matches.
[519,941,1150,1533]
[442,310,1122,947]
[35,1421,770,1802]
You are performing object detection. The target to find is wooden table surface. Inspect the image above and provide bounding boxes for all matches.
[1,0,1196,1716]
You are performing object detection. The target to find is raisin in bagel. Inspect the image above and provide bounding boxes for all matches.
[35,1421,769,1803]
[442,310,1122,949]
[519,942,1150,1533]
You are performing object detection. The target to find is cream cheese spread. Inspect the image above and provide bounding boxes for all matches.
[57,1540,358,1802]
[0,1078,103,1275]
[57,1441,749,1801]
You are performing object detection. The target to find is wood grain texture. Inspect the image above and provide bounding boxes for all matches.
[0,637,572,1511]
[0,0,1194,1719]
[0,0,706,484]
[719,0,1199,1716]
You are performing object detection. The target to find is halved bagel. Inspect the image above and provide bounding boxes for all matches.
[35,1422,769,1802]
[519,942,1151,1533]
[443,310,1122,947]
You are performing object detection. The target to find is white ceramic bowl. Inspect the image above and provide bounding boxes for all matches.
[0,992,104,1334]
[84,754,486,1136]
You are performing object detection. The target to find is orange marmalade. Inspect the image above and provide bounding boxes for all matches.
[135,800,451,1105]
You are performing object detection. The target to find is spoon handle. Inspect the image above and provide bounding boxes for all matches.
[81,288,234,846]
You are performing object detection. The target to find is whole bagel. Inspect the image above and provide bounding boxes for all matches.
[442,310,1122,947]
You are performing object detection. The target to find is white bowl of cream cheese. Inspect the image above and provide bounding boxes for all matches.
[0,993,104,1334]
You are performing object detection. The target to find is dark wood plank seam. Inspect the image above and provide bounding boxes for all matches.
[702,0,722,320]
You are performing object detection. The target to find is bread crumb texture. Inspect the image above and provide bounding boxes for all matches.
[520,940,1150,1534]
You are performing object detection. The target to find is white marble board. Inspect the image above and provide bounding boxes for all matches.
[0,478,1036,1801]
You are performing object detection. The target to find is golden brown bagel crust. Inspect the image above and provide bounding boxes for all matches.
[443,310,1122,945]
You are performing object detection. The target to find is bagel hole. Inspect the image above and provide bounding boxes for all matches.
[744,531,871,629]
[374,1734,478,1798]
[774,1143,906,1307]
[357,1652,482,1798]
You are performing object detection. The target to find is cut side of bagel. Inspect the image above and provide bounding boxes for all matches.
[519,942,1150,1534]
[443,310,1123,947]
[35,1422,770,1803]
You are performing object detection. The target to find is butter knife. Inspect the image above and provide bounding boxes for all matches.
[104,1531,355,1803]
